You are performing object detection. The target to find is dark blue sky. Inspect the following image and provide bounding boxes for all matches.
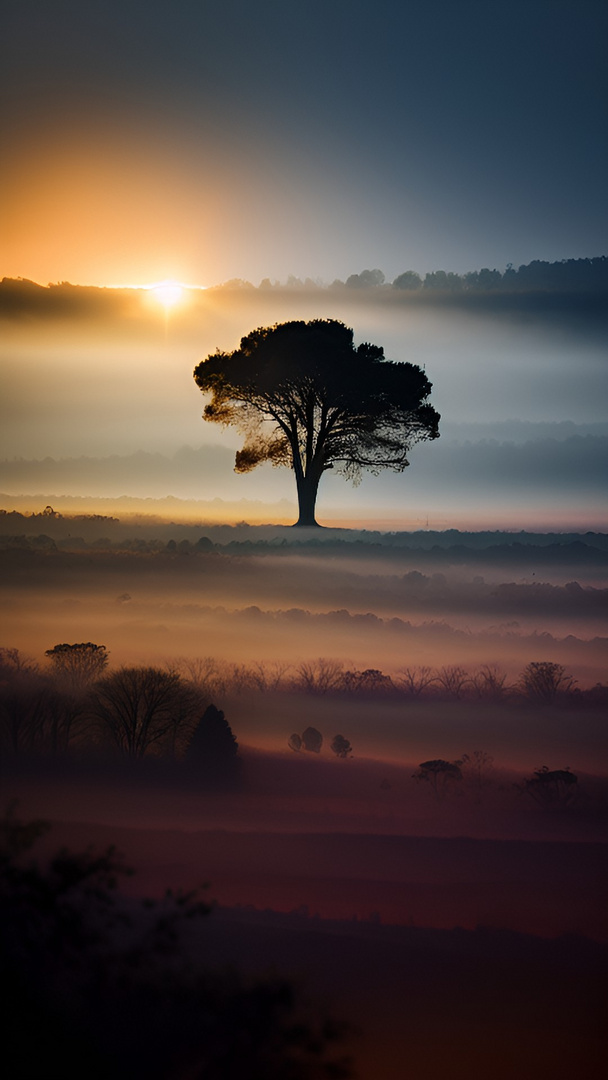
[3,0,607,285]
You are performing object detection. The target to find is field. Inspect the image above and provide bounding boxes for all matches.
[1,517,607,1078]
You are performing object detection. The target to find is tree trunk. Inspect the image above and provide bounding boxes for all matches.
[294,472,321,526]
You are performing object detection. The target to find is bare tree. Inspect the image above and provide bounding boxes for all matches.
[395,666,436,697]
[434,666,471,700]
[0,675,49,754]
[519,662,575,704]
[250,660,292,693]
[0,647,38,676]
[169,656,219,696]
[295,658,344,695]
[205,661,255,695]
[91,667,198,759]
[171,657,255,697]
[164,684,206,758]
[0,648,69,754]
[471,664,509,701]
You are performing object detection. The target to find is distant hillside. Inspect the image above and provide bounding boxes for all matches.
[1,256,607,321]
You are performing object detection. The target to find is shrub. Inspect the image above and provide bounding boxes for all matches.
[518,766,578,805]
[519,662,575,704]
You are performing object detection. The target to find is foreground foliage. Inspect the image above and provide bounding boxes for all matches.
[0,807,353,1079]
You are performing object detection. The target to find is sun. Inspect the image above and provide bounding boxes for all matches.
[149,279,185,309]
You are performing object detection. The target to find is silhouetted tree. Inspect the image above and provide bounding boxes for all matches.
[0,649,82,755]
[434,665,471,700]
[423,270,451,290]
[471,664,509,700]
[295,658,344,694]
[185,704,239,780]
[345,268,385,288]
[413,759,463,800]
[250,660,292,692]
[0,660,50,754]
[396,666,436,697]
[331,735,353,759]
[194,319,439,526]
[90,667,198,758]
[40,687,89,755]
[392,271,422,290]
[341,669,394,696]
[520,661,575,704]
[301,727,323,753]
[0,647,38,677]
[518,765,578,805]
[45,642,108,692]
[172,654,219,695]
[477,267,502,290]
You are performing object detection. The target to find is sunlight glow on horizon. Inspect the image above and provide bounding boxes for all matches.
[106,279,207,296]
[106,280,207,290]
[149,280,186,310]
[104,279,208,314]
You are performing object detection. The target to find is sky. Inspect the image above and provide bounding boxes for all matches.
[1,0,607,530]
[1,283,606,530]
[2,0,607,288]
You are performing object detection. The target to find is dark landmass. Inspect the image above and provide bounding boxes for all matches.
[5,811,605,1078]
[1,536,607,623]
[24,818,606,941]
[4,797,606,1078]
[2,524,606,685]
[1,510,607,552]
[186,905,608,1080]
[2,257,608,326]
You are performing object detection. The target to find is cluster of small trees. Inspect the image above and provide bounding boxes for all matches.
[250,256,608,293]
[288,727,353,759]
[1,649,591,760]
[0,506,117,524]
[413,754,578,806]
[0,532,212,554]
[0,645,238,768]
[281,742,580,807]
[171,656,584,704]
[386,661,576,703]
[4,257,606,315]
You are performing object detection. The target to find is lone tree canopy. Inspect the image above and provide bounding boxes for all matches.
[45,642,108,691]
[193,318,439,526]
